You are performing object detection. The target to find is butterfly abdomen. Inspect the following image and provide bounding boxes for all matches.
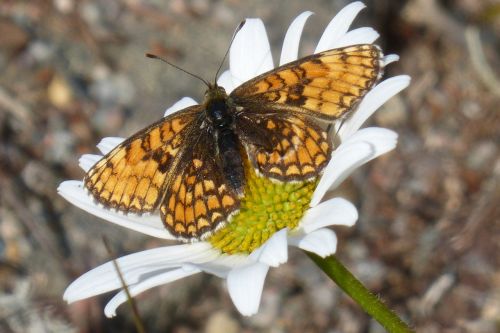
[206,94,245,197]
[217,128,244,196]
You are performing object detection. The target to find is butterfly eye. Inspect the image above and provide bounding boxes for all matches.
[217,86,227,95]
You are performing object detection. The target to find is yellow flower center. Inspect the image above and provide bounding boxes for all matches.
[209,159,317,254]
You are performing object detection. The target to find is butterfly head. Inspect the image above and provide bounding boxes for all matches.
[204,84,228,104]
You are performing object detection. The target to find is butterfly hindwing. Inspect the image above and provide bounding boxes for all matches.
[237,114,330,181]
[230,44,383,121]
[84,106,202,213]
[159,131,240,239]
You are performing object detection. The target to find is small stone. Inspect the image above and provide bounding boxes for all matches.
[466,141,497,172]
[310,284,337,309]
[21,161,55,196]
[89,73,135,107]
[375,95,408,127]
[354,259,385,287]
[213,2,234,25]
[47,75,74,108]
[482,287,500,320]
[27,40,54,62]
[80,2,101,26]
[460,100,482,119]
[204,311,239,333]
[0,19,29,53]
[191,0,211,16]
[53,0,74,14]
[44,130,75,163]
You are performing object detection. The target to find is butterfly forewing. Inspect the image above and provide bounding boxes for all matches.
[84,106,202,213]
[230,44,383,121]
[159,133,240,239]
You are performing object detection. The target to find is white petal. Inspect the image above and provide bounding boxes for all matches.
[331,27,379,48]
[311,141,373,206]
[230,18,273,85]
[104,266,201,317]
[315,2,366,53]
[227,261,269,316]
[338,127,398,169]
[346,127,398,149]
[192,254,250,278]
[64,243,216,303]
[97,137,125,155]
[302,197,358,232]
[279,11,314,65]
[57,180,174,239]
[339,75,411,140]
[164,97,198,117]
[383,54,399,66]
[217,70,236,93]
[191,229,290,278]
[250,228,288,267]
[289,228,337,258]
[311,128,398,205]
[79,154,101,172]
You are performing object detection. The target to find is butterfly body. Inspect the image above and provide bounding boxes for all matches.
[84,44,384,240]
[204,86,245,197]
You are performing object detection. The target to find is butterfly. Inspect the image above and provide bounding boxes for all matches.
[84,44,383,240]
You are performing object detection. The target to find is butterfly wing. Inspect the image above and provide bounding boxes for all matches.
[230,44,383,121]
[159,128,240,239]
[84,106,202,214]
[236,114,330,181]
[231,44,382,181]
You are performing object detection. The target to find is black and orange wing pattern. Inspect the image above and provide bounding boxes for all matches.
[230,44,383,182]
[83,43,385,240]
[159,133,240,239]
[231,44,383,121]
[237,114,330,181]
[84,106,202,214]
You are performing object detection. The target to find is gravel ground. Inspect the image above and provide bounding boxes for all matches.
[0,0,499,332]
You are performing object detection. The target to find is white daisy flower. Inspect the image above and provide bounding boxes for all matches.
[60,1,410,317]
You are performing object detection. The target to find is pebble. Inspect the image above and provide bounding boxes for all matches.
[461,99,482,119]
[27,40,54,63]
[44,129,75,163]
[89,73,135,107]
[80,2,101,27]
[204,311,240,333]
[353,259,385,287]
[0,19,29,53]
[482,281,500,320]
[91,106,125,135]
[47,75,74,108]
[466,141,497,172]
[375,95,408,127]
[53,0,74,14]
[21,161,55,196]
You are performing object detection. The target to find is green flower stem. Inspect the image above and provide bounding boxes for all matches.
[306,252,414,333]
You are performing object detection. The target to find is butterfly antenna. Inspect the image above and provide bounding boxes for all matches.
[213,20,246,84]
[146,53,210,87]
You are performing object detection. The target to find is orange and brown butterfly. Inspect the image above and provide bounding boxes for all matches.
[84,43,384,240]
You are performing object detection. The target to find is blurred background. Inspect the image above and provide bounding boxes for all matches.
[0,0,499,332]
